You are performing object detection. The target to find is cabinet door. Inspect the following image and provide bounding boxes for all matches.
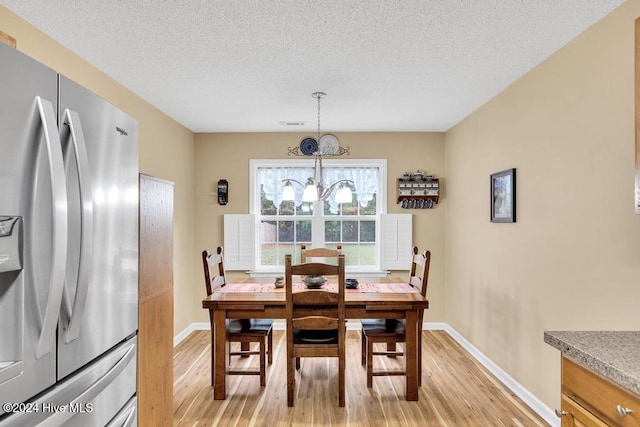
[562,395,609,427]
[562,356,640,427]
[139,174,174,302]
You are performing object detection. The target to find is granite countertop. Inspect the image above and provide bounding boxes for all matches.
[544,331,640,397]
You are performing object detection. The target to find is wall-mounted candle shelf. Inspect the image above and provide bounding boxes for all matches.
[397,177,439,209]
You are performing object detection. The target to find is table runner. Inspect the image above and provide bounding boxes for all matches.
[220,281,417,293]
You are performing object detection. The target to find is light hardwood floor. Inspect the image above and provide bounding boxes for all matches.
[173,329,549,426]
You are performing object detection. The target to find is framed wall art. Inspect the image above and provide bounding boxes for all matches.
[490,168,516,223]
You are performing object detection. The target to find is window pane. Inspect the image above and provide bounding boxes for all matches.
[340,200,358,216]
[277,244,294,266]
[279,221,294,242]
[261,243,276,265]
[360,221,375,242]
[341,244,375,266]
[359,244,376,265]
[297,202,313,216]
[359,194,377,215]
[279,200,295,216]
[291,246,302,264]
[342,221,358,242]
[260,244,299,267]
[296,220,311,241]
[260,196,277,215]
[261,221,277,243]
[342,244,357,266]
[324,200,336,215]
[325,220,340,242]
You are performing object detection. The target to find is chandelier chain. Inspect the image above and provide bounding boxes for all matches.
[317,94,321,142]
[312,91,325,146]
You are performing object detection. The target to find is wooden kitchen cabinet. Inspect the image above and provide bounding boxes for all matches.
[560,356,640,427]
[561,394,609,427]
[138,174,174,426]
[0,31,16,48]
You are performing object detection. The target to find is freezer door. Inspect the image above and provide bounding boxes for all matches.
[106,396,137,427]
[0,43,64,414]
[0,336,137,427]
[57,76,139,379]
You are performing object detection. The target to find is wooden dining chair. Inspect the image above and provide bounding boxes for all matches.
[300,243,342,264]
[202,247,273,386]
[285,253,346,407]
[360,246,431,387]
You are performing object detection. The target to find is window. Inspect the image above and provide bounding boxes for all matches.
[250,158,386,273]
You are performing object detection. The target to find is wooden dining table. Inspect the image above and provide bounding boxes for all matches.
[202,277,428,401]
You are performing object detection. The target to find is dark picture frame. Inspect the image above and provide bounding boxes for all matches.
[490,168,516,223]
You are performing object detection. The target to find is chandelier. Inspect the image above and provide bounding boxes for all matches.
[281,92,354,203]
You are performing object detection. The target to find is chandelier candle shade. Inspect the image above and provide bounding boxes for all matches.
[281,92,354,203]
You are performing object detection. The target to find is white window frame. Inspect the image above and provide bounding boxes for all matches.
[249,158,387,275]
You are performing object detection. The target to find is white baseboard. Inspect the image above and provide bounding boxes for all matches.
[173,321,557,426]
[440,324,558,427]
[173,322,209,347]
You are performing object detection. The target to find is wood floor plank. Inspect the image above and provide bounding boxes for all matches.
[173,330,549,426]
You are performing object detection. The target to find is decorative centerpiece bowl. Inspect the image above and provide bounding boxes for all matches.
[303,275,327,288]
[274,276,284,288]
[345,278,359,289]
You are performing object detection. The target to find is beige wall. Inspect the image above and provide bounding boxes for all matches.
[445,0,640,409]
[0,7,196,336]
[193,132,446,323]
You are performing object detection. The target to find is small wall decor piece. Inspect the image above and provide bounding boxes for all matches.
[396,172,439,209]
[490,168,516,223]
[217,179,228,205]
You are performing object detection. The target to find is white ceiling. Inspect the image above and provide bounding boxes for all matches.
[1,1,625,133]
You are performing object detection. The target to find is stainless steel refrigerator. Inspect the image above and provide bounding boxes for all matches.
[0,42,138,426]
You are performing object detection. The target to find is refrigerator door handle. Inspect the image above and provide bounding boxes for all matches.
[61,108,94,344]
[106,397,137,427]
[34,96,68,359]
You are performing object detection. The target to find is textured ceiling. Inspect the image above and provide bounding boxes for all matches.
[0,1,625,133]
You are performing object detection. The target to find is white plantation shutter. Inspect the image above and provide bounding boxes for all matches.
[224,213,411,272]
[380,214,412,270]
[223,214,255,270]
